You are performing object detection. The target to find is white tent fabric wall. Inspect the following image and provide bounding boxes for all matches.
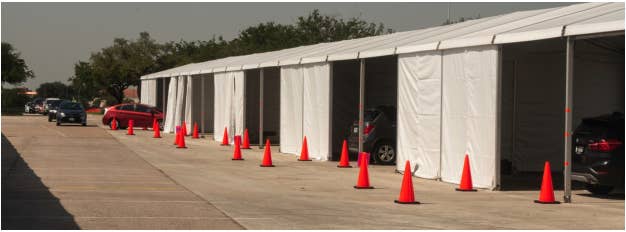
[213,72,234,142]
[279,66,303,154]
[163,76,178,133]
[302,63,331,160]
[397,51,442,179]
[184,75,193,135]
[279,63,331,160]
[213,71,245,143]
[144,79,158,106]
[174,76,187,132]
[233,71,245,138]
[441,45,499,189]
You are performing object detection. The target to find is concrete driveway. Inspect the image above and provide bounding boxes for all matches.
[2,115,624,229]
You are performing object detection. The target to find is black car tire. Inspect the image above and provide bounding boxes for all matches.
[82,123,87,126]
[372,141,396,165]
[48,115,52,122]
[56,122,61,126]
[585,184,613,195]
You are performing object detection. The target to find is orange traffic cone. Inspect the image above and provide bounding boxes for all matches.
[337,140,352,168]
[298,136,312,161]
[192,122,199,139]
[232,135,244,160]
[181,121,188,137]
[111,117,118,130]
[395,161,420,204]
[221,127,229,146]
[260,139,274,167]
[354,152,374,189]
[127,120,135,135]
[456,154,477,192]
[534,161,560,204]
[241,129,251,149]
[153,118,161,138]
[177,128,187,149]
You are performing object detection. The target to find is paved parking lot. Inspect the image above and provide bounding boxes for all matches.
[2,115,624,229]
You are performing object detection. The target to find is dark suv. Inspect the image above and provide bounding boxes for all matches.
[572,112,624,194]
[347,105,397,165]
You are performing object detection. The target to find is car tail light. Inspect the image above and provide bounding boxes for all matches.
[364,123,374,135]
[587,139,622,152]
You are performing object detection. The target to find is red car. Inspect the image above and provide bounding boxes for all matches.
[102,103,164,129]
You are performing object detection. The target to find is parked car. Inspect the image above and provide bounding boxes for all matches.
[347,105,397,165]
[27,98,44,114]
[42,98,61,115]
[572,112,624,195]
[102,103,164,129]
[56,102,87,126]
[47,100,68,122]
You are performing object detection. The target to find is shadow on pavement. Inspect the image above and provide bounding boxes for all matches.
[1,134,80,229]
[500,172,586,191]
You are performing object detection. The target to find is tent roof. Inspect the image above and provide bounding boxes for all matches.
[142,2,624,80]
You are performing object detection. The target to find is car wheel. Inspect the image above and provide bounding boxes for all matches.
[372,142,396,165]
[586,184,613,195]
[48,116,52,122]
[56,122,61,126]
[82,123,87,126]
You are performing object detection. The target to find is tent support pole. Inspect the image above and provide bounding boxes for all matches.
[162,78,168,116]
[563,37,574,203]
[201,76,205,133]
[358,59,365,154]
[259,69,264,148]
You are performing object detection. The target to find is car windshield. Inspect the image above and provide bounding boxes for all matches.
[48,100,63,107]
[60,102,83,110]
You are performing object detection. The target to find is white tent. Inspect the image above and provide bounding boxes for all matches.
[140,2,624,191]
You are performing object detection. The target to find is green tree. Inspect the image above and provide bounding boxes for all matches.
[90,32,161,104]
[36,81,72,99]
[68,61,98,105]
[2,42,35,85]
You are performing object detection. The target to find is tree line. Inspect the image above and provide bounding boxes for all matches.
[69,10,391,106]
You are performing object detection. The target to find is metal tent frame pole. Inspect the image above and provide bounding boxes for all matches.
[201,76,205,134]
[563,36,574,203]
[358,59,365,154]
[259,69,265,148]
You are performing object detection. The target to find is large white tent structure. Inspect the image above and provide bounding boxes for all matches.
[140,2,624,201]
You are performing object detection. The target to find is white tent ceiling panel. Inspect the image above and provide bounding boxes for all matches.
[300,56,328,65]
[327,53,358,61]
[397,51,442,179]
[396,42,439,55]
[565,20,625,37]
[358,48,396,59]
[494,27,563,44]
[260,61,279,68]
[280,59,301,66]
[242,64,260,70]
[439,36,493,50]
[441,45,499,189]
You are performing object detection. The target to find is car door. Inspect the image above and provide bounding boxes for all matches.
[116,104,135,127]
[133,104,153,128]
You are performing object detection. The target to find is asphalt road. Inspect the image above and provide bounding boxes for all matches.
[2,114,624,229]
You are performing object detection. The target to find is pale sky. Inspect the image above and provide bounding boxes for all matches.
[1,2,574,89]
